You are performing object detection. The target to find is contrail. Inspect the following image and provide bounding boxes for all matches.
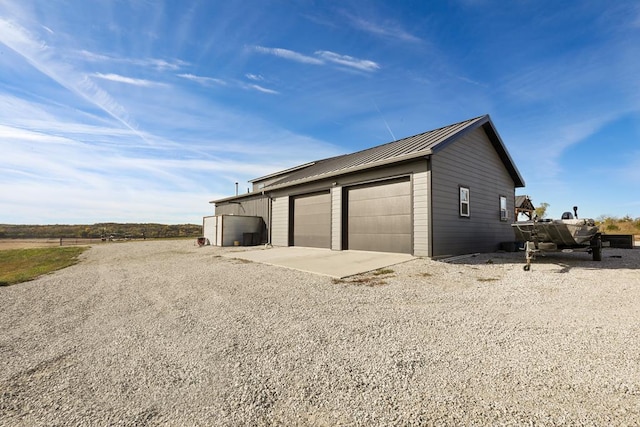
[372,99,396,141]
[0,18,150,144]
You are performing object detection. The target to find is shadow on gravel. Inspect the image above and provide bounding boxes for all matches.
[445,248,640,271]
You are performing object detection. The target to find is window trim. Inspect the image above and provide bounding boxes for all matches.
[499,195,508,221]
[459,186,470,217]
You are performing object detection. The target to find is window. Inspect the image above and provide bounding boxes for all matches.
[500,196,508,221]
[459,186,470,217]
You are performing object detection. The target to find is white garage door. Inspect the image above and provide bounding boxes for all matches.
[292,192,331,248]
[346,178,412,254]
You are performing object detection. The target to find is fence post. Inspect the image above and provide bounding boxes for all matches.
[60,237,63,246]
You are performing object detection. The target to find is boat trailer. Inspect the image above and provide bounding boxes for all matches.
[512,206,602,271]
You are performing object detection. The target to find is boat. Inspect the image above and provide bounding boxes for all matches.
[511,206,602,271]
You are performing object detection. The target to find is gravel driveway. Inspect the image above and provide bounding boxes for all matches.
[1,240,639,425]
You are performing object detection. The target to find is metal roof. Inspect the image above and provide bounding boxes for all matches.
[247,161,316,183]
[264,114,523,189]
[264,116,482,187]
[212,114,525,203]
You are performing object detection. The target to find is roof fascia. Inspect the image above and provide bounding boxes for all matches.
[210,192,267,204]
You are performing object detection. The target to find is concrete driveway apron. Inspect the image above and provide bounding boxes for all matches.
[222,247,415,279]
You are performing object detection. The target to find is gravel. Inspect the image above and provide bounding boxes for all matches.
[1,240,639,425]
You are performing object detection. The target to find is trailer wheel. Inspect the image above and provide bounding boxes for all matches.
[592,238,602,261]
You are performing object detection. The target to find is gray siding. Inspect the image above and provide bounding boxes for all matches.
[214,195,270,243]
[431,127,516,257]
[214,195,270,217]
[413,171,429,256]
[271,196,289,247]
[331,187,342,250]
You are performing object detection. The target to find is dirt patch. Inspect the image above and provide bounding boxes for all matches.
[0,239,61,250]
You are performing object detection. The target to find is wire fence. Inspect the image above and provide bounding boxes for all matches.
[58,237,106,246]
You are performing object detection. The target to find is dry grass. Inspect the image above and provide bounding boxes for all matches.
[597,218,640,237]
[332,276,388,287]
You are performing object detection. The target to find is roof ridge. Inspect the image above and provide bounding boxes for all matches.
[329,114,487,160]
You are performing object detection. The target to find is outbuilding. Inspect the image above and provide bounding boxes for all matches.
[211,115,525,258]
[515,195,536,220]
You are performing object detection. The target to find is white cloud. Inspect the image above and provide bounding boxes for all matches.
[253,45,323,65]
[142,58,189,71]
[315,50,380,72]
[457,75,487,87]
[77,49,188,71]
[248,84,279,95]
[245,73,264,81]
[94,73,167,87]
[342,13,421,43]
[76,50,112,62]
[0,17,45,56]
[178,73,226,86]
[252,45,380,73]
[179,73,278,94]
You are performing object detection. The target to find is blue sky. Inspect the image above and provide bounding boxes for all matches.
[1,0,639,224]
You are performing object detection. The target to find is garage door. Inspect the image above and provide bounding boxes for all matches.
[346,178,412,253]
[292,192,331,248]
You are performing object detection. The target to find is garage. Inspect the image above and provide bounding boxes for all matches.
[214,115,525,258]
[345,178,412,254]
[291,191,331,248]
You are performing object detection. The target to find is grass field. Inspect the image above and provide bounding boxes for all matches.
[0,246,87,286]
